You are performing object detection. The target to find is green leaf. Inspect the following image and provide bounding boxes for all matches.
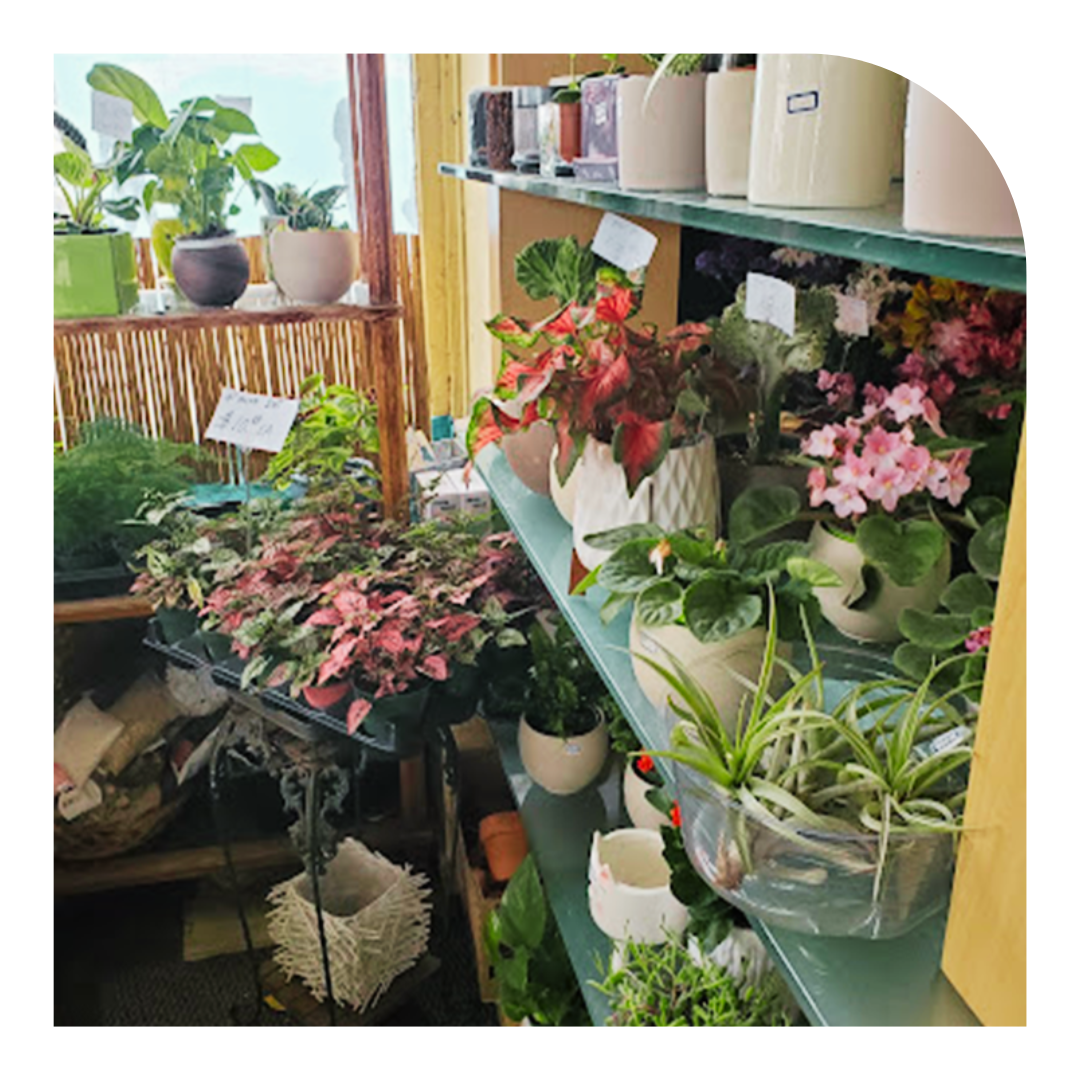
[940,573,995,616]
[969,605,996,627]
[599,590,633,625]
[847,564,883,611]
[54,149,94,186]
[728,486,800,544]
[786,556,842,588]
[969,514,1008,581]
[595,539,663,595]
[683,576,762,642]
[893,642,935,682]
[582,523,663,550]
[635,580,684,628]
[667,531,714,566]
[855,517,947,588]
[967,496,1008,527]
[515,237,595,306]
[231,142,279,175]
[87,64,168,128]
[210,105,258,135]
[924,436,988,455]
[898,609,972,651]
[498,854,546,951]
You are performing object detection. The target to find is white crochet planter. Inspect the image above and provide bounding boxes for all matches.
[548,445,581,524]
[622,760,668,832]
[573,435,720,572]
[518,716,608,796]
[808,522,951,644]
[266,839,431,1013]
[588,828,688,943]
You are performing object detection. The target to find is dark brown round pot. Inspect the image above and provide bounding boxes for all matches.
[171,235,250,308]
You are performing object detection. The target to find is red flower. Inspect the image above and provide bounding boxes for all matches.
[669,802,682,828]
[637,755,655,775]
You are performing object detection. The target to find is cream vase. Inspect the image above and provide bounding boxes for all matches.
[588,828,689,943]
[518,717,608,796]
[573,436,720,572]
[548,446,581,524]
[705,68,756,197]
[269,229,359,304]
[617,74,706,191]
[808,522,952,643]
[622,761,669,832]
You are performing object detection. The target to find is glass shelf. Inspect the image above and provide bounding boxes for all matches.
[439,163,1025,293]
[476,446,979,1027]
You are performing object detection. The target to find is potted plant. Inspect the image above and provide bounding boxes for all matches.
[537,54,591,177]
[618,54,708,192]
[54,139,141,317]
[88,63,279,308]
[254,181,358,304]
[575,55,627,181]
[518,616,612,796]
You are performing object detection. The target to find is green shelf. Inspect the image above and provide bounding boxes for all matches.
[438,163,1025,293]
[476,445,979,1026]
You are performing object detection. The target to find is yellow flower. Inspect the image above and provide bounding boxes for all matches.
[649,538,672,575]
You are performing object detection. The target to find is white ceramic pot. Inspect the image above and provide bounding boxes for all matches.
[903,83,1021,238]
[622,761,669,832]
[573,436,720,572]
[748,55,901,208]
[502,422,556,497]
[269,229,359,304]
[705,69,756,197]
[889,77,909,181]
[518,716,608,796]
[588,829,689,943]
[808,522,951,643]
[548,444,580,524]
[617,74,706,191]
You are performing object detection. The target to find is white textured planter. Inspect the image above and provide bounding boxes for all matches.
[548,445,580,524]
[573,436,720,572]
[903,83,1021,238]
[518,717,608,796]
[630,619,779,737]
[618,74,706,191]
[269,229,359,304]
[623,761,669,832]
[588,829,689,943]
[748,55,901,208]
[502,422,556,497]
[705,69,756,197]
[808,522,951,644]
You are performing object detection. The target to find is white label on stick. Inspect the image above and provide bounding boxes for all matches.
[215,95,253,117]
[59,779,103,822]
[204,388,300,452]
[745,273,796,337]
[592,213,658,273]
[91,90,133,141]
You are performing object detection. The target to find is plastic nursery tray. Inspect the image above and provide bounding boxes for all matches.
[53,563,137,603]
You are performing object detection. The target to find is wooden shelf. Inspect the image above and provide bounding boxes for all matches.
[54,595,153,625]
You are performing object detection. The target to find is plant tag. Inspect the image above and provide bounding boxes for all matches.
[835,295,870,337]
[58,778,103,822]
[563,741,582,757]
[204,388,300,453]
[917,724,972,759]
[592,213,658,273]
[745,273,796,336]
[91,89,133,141]
[215,95,252,116]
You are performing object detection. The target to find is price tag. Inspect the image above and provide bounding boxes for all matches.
[204,388,300,453]
[745,272,796,337]
[835,295,870,337]
[91,89,133,141]
[215,95,253,117]
[592,213,658,273]
[59,779,103,822]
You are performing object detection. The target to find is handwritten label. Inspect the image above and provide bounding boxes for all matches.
[745,273,796,337]
[835,295,870,337]
[215,95,253,117]
[91,89,133,141]
[592,213,658,273]
[204,389,300,453]
[59,779,103,822]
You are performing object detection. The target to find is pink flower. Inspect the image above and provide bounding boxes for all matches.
[834,449,875,491]
[922,397,947,438]
[897,445,932,490]
[864,425,903,462]
[863,383,889,408]
[930,372,957,406]
[808,467,828,508]
[802,425,840,458]
[965,625,992,652]
[860,401,883,424]
[863,465,908,512]
[985,403,1013,421]
[884,382,926,423]
[930,319,972,363]
[817,370,838,391]
[824,483,868,518]
[927,449,972,506]
[897,352,929,382]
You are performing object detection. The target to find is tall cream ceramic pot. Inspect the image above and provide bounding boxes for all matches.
[518,717,608,796]
[573,436,720,572]
[502,422,556,497]
[705,68,756,197]
[548,445,580,524]
[618,74,706,191]
[269,229,359,304]
[808,522,951,643]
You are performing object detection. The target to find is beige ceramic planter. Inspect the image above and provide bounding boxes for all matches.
[808,522,951,643]
[518,716,608,796]
[548,445,580,524]
[622,761,669,832]
[502,422,556,497]
[269,229,358,304]
[705,69,756,197]
[618,74,706,191]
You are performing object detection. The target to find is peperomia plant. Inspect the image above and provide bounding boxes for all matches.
[253,181,347,231]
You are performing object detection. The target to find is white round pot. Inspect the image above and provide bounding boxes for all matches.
[269,229,359,304]
[903,83,1021,238]
[502,422,555,497]
[808,522,952,643]
[618,74,706,191]
[573,435,720,572]
[518,716,608,796]
[549,444,581,524]
[705,68,756,197]
[748,55,901,208]
[630,619,781,737]
[622,761,669,832]
[588,828,689,943]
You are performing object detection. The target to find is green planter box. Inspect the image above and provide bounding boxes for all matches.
[54,232,138,318]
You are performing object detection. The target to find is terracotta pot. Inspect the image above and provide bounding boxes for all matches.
[171,235,250,308]
[548,444,581,524]
[557,102,581,163]
[618,74,706,191]
[808,522,952,643]
[269,229,359,304]
[479,810,529,883]
[501,422,555,496]
[518,716,608,796]
[622,760,668,832]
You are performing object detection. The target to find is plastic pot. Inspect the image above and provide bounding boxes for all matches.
[171,235,250,308]
[54,232,138,318]
[518,716,608,796]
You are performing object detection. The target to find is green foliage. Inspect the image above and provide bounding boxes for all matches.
[728,485,801,544]
[660,823,736,954]
[854,516,948,588]
[514,236,598,307]
[54,142,140,234]
[641,53,708,76]
[594,935,791,1027]
[483,855,589,1026]
[254,180,346,231]
[54,419,198,566]
[968,512,1009,580]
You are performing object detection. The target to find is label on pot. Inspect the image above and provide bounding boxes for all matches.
[205,388,300,453]
[592,213,657,273]
[58,779,103,822]
[563,742,582,757]
[915,724,972,760]
[745,273,796,337]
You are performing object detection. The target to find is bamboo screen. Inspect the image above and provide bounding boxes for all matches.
[54,234,429,481]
